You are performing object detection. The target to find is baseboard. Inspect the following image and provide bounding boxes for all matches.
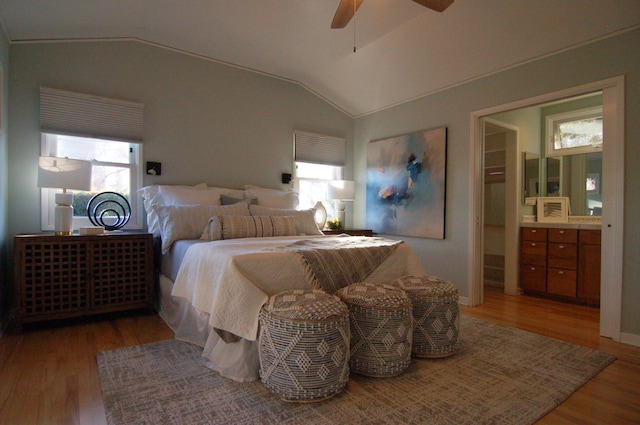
[459,296,469,306]
[620,332,640,347]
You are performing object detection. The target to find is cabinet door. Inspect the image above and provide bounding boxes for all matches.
[521,265,547,293]
[16,238,89,318]
[578,232,601,305]
[547,268,577,297]
[90,236,153,311]
[521,241,547,266]
[547,243,578,270]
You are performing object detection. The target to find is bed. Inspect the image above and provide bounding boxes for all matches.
[141,183,427,382]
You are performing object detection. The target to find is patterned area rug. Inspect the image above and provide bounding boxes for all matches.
[97,316,615,425]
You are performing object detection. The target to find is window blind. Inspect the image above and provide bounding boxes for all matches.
[294,131,345,166]
[40,87,144,143]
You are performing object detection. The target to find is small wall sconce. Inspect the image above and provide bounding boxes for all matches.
[146,162,162,176]
[281,173,292,184]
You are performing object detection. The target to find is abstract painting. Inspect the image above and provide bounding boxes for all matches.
[366,127,447,239]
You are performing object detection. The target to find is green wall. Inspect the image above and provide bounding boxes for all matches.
[354,29,639,339]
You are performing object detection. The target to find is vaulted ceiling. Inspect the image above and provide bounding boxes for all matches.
[0,0,638,117]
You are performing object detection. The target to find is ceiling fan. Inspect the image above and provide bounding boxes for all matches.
[331,0,454,29]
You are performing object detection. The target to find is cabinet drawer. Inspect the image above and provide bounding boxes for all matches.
[549,228,578,244]
[521,228,547,242]
[547,243,577,270]
[521,241,547,266]
[579,229,601,245]
[521,265,546,293]
[547,268,577,297]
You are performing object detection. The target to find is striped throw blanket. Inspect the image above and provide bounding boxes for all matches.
[275,236,403,293]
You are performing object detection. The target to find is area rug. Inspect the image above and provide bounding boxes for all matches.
[97,316,615,425]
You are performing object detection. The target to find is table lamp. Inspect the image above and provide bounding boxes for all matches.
[327,180,355,225]
[37,156,92,235]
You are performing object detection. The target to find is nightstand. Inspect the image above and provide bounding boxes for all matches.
[13,232,154,331]
[322,229,374,237]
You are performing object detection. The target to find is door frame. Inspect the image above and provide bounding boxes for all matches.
[468,76,625,341]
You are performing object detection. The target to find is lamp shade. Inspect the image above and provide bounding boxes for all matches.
[37,156,92,191]
[327,180,355,201]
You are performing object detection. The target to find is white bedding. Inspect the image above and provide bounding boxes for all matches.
[161,234,427,382]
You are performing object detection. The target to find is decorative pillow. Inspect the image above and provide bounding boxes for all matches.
[208,186,246,201]
[243,185,299,209]
[159,185,221,206]
[249,205,323,235]
[138,183,207,236]
[155,203,251,253]
[202,215,297,241]
[220,194,258,206]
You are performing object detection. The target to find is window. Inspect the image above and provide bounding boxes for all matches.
[41,133,143,230]
[546,106,602,157]
[295,162,343,218]
[293,131,346,220]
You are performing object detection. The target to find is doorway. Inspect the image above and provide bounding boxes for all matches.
[469,76,625,341]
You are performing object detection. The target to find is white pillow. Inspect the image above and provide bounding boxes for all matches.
[249,205,323,235]
[202,215,296,241]
[208,186,246,201]
[155,203,251,253]
[138,183,207,236]
[243,185,299,209]
[159,185,221,206]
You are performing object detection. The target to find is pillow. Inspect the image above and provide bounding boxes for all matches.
[208,186,246,201]
[159,185,221,206]
[155,203,251,253]
[243,185,299,209]
[202,215,297,241]
[249,205,323,235]
[138,183,207,236]
[220,194,257,206]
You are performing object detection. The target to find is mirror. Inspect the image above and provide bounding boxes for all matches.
[527,153,602,216]
[523,152,539,201]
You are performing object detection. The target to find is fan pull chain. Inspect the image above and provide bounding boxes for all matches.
[353,0,357,52]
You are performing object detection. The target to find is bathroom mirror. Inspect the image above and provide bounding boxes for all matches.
[522,152,539,202]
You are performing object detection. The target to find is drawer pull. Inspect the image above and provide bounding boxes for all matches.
[559,230,565,234]
[558,270,565,275]
[530,243,536,247]
[531,229,537,233]
[530,267,536,271]
[559,245,565,249]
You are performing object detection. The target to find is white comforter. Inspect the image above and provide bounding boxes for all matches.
[171,235,426,342]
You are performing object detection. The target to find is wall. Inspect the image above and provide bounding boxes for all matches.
[7,40,353,237]
[0,28,9,327]
[353,29,640,338]
[4,41,353,323]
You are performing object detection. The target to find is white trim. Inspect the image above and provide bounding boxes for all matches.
[620,332,640,348]
[469,76,625,340]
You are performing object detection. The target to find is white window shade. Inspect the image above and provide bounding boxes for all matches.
[294,131,345,166]
[40,87,144,143]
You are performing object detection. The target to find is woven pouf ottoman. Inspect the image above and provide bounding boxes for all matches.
[335,282,413,377]
[258,289,350,402]
[391,275,460,358]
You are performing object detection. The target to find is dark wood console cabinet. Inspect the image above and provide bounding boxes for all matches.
[520,227,600,306]
[13,233,154,331]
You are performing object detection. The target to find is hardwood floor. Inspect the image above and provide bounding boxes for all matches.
[1,290,639,425]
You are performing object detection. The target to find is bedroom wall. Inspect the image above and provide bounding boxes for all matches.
[0,28,9,328]
[6,40,353,238]
[353,28,640,338]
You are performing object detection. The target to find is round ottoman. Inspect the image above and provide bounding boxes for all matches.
[391,275,460,358]
[335,282,413,377]
[258,289,350,402]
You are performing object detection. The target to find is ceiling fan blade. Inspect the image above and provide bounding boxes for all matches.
[331,0,364,29]
[411,0,454,13]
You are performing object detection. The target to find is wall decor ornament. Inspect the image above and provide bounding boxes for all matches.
[366,127,447,239]
[87,192,131,231]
